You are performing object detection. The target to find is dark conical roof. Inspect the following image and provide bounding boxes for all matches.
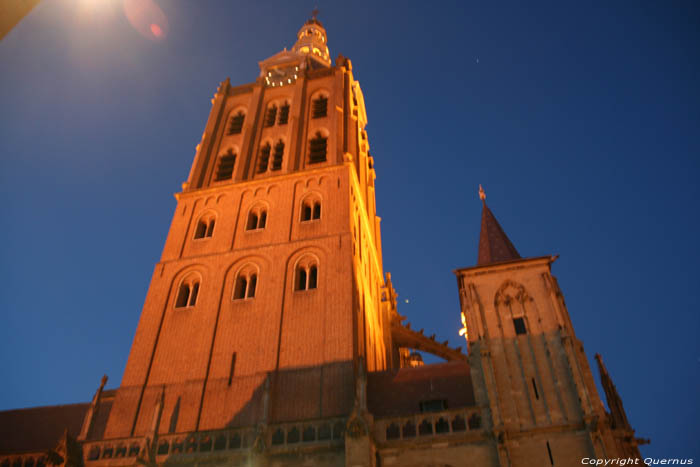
[477,198,521,266]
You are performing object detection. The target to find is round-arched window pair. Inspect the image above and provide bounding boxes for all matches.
[194,213,216,239]
[175,275,200,308]
[295,258,318,291]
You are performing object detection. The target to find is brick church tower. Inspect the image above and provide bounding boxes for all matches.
[0,15,646,467]
[103,14,392,441]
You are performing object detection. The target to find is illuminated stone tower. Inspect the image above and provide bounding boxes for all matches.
[453,188,645,466]
[103,15,392,442]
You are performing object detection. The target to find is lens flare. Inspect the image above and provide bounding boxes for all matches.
[150,23,163,38]
[123,0,168,40]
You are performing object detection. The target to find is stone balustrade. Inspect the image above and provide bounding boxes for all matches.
[373,407,483,443]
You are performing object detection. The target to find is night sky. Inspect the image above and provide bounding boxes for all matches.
[1,0,698,459]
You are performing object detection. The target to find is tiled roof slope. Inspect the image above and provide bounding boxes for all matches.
[367,361,475,418]
[0,391,114,453]
[477,202,521,266]
[0,403,88,454]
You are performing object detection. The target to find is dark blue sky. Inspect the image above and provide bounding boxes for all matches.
[1,0,698,459]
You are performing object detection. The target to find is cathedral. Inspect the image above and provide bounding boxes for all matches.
[0,16,645,467]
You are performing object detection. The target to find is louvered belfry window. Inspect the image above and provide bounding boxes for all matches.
[309,132,327,164]
[227,111,245,135]
[278,103,290,125]
[215,150,236,181]
[258,143,271,173]
[312,96,327,118]
[264,105,277,128]
[272,140,284,170]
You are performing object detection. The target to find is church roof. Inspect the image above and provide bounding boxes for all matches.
[367,361,475,417]
[0,403,88,454]
[0,392,114,454]
[477,192,521,266]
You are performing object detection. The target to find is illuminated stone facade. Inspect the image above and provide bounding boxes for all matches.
[0,16,644,467]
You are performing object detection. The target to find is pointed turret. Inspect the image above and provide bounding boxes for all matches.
[595,353,632,431]
[476,185,521,266]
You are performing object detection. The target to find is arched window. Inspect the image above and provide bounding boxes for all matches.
[295,262,318,291]
[301,199,321,222]
[175,276,200,308]
[215,149,236,181]
[233,272,257,299]
[272,140,284,171]
[308,132,327,164]
[264,104,277,128]
[227,111,245,135]
[257,143,271,173]
[246,206,267,230]
[312,95,328,118]
[194,214,215,239]
[278,102,290,125]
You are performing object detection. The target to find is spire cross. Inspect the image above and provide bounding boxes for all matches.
[478,184,486,202]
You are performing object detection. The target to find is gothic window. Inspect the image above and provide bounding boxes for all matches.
[468,413,482,429]
[227,111,245,135]
[386,423,399,440]
[264,104,277,127]
[295,262,318,291]
[402,420,416,438]
[229,433,241,449]
[128,444,140,457]
[418,419,433,436]
[233,273,257,299]
[278,102,290,125]
[513,317,527,335]
[185,436,196,452]
[213,435,226,451]
[451,415,466,432]
[308,132,327,163]
[175,277,200,308]
[257,143,271,173]
[272,140,284,170]
[287,427,300,444]
[271,429,284,445]
[215,149,236,181]
[157,441,169,455]
[311,95,327,118]
[435,417,449,434]
[88,447,101,461]
[246,206,267,230]
[318,423,331,440]
[194,214,215,239]
[199,436,212,452]
[302,426,316,442]
[301,199,321,221]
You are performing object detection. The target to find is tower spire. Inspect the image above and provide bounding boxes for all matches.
[476,185,521,266]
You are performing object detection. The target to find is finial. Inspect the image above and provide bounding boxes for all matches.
[478,184,486,202]
[311,8,319,20]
